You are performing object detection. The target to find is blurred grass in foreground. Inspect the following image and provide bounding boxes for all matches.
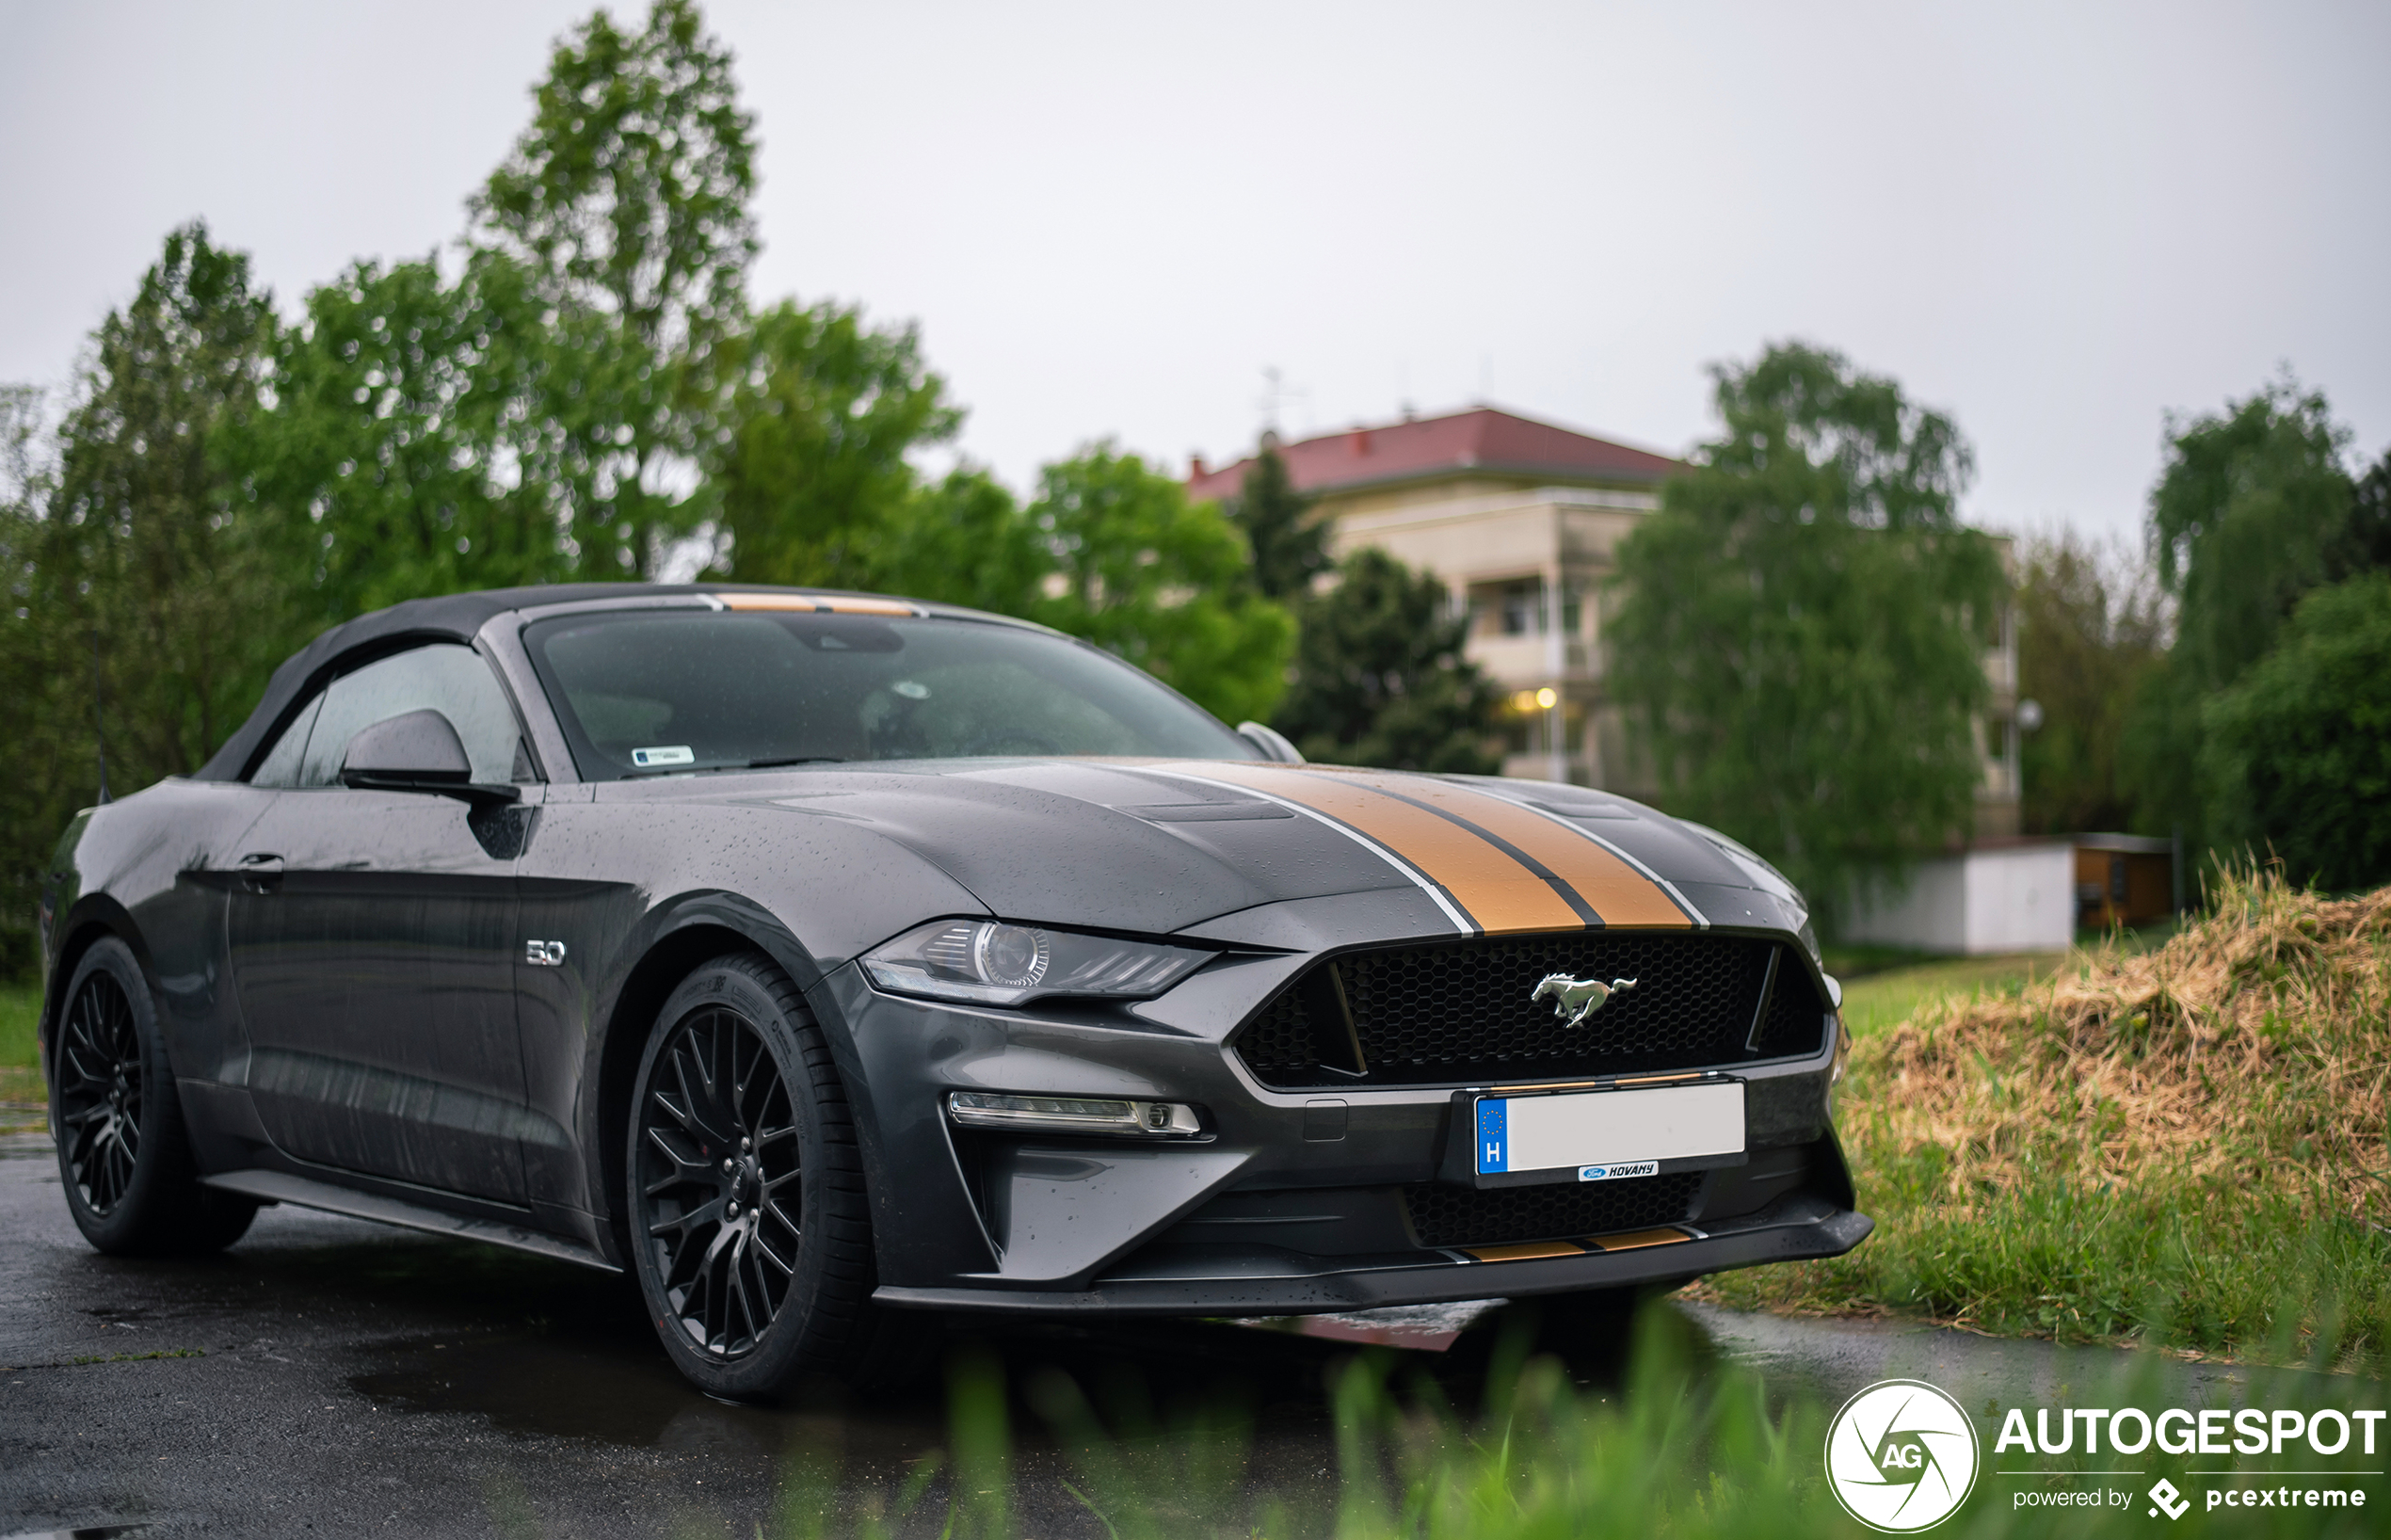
[754,1310,2381,1539]
[1708,867,2391,1366]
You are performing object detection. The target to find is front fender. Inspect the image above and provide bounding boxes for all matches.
[559,889,914,1273]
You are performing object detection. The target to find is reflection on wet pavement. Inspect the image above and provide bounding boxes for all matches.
[1232,1301,1506,1353]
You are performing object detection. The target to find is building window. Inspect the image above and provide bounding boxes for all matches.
[1468,577,1546,637]
[1505,581,1541,636]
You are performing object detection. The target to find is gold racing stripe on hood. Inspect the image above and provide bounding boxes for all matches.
[1321,769,1695,928]
[1166,762,1583,934]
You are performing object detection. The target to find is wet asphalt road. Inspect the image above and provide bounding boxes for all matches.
[0,1131,2355,1539]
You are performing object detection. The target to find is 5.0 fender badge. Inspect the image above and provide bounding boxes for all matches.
[1531,972,1637,1026]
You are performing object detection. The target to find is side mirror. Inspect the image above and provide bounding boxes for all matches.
[1235,720,1305,763]
[340,710,517,805]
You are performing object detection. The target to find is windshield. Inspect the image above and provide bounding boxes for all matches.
[522,607,1257,778]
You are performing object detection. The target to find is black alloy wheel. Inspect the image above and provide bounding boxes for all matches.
[56,965,143,1215]
[626,954,934,1400]
[635,1003,803,1358]
[50,937,258,1256]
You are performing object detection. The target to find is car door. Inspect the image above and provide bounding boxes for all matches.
[227,642,536,1204]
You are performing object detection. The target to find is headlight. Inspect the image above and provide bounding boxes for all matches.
[861,920,1214,1006]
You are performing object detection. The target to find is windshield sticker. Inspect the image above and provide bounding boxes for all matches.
[631,746,696,767]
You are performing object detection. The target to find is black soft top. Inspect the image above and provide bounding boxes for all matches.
[192,583,1004,782]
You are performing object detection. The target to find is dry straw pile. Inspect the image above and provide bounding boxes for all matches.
[1857,865,2391,1222]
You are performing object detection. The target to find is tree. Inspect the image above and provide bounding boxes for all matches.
[707,300,960,588]
[0,384,62,973]
[233,252,569,625]
[1024,445,1293,726]
[1606,342,2006,921]
[1227,442,1329,602]
[40,224,283,783]
[2126,380,2360,851]
[2200,572,2391,891]
[469,0,758,578]
[2328,446,2391,583]
[2014,533,2165,834]
[866,467,1049,618]
[2148,380,2353,696]
[0,227,286,964]
[1271,547,1499,772]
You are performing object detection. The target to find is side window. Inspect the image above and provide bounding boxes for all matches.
[295,645,527,789]
[249,694,324,788]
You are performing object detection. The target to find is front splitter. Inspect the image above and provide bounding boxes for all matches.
[874,1201,1871,1317]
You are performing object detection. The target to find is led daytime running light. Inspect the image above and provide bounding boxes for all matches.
[947,1091,1201,1136]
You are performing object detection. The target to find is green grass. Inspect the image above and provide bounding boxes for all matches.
[1,981,40,1068]
[1,981,43,1129]
[1836,952,2058,1041]
[1706,1155,2391,1363]
[1713,877,2391,1366]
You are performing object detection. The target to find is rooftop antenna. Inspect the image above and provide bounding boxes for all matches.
[1257,366,1310,443]
[90,622,109,804]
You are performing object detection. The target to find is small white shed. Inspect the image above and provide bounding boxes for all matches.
[1840,841,2076,955]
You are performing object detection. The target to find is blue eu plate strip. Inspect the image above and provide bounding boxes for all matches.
[1475,1097,1507,1174]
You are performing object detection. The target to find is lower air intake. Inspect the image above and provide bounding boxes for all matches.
[1402,1172,1703,1249]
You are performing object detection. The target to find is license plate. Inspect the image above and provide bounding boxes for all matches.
[1473,1081,1744,1179]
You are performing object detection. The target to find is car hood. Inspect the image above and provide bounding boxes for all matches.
[593,758,1805,942]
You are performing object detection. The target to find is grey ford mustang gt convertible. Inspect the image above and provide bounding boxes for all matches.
[37,583,1869,1397]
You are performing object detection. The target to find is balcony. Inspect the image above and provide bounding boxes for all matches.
[1464,634,1597,686]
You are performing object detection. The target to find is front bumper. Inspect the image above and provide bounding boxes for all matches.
[876,1195,1870,1315]
[818,917,1869,1315]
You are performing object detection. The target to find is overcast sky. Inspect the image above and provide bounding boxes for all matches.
[3,1,2383,542]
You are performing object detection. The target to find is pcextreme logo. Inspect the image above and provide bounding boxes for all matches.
[1825,1379,1982,1532]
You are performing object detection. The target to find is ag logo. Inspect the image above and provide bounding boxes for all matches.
[1824,1379,1980,1532]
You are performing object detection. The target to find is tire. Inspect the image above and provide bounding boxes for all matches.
[51,937,259,1256]
[625,953,937,1400]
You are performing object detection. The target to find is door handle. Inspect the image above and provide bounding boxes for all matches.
[236,853,284,893]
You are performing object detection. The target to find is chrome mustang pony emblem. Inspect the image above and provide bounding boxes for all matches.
[1532,972,1638,1026]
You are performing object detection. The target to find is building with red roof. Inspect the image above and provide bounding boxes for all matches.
[1183,406,1680,506]
[1186,405,1690,791]
[1187,404,2020,837]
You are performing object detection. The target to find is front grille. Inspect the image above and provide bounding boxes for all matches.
[1751,966,1830,1057]
[1403,1173,1703,1249]
[1236,933,1822,1088]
